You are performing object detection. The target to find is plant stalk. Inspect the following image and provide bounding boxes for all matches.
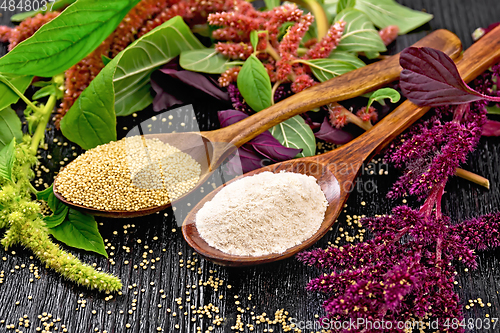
[265,44,281,62]
[343,110,373,131]
[455,168,490,189]
[30,94,56,154]
[0,74,42,113]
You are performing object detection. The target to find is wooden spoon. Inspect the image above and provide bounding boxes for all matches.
[182,25,500,266]
[53,29,462,218]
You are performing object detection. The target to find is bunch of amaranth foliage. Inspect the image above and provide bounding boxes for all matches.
[297,64,500,332]
[0,138,122,292]
[0,0,249,124]
[215,3,398,133]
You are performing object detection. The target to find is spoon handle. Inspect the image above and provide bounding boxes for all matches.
[209,29,462,147]
[323,24,500,170]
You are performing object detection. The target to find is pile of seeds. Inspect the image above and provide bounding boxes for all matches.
[55,136,200,211]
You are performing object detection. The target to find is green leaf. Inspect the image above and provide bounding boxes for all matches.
[364,51,380,59]
[180,48,231,74]
[60,63,117,150]
[61,17,203,150]
[49,209,108,257]
[101,55,112,66]
[36,185,54,202]
[366,88,400,109]
[237,55,272,112]
[0,107,23,150]
[37,184,69,228]
[355,0,433,35]
[250,30,259,50]
[112,16,203,116]
[0,0,141,77]
[32,85,56,100]
[335,9,387,54]
[0,138,16,182]
[337,0,356,13]
[44,205,69,228]
[304,58,359,82]
[0,74,33,111]
[270,116,316,157]
[11,0,76,22]
[328,51,366,68]
[324,0,340,17]
[32,81,51,88]
[487,105,500,115]
[264,0,280,10]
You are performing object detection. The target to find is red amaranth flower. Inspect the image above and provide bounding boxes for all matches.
[291,74,316,93]
[6,12,59,51]
[328,102,349,128]
[379,25,399,46]
[263,3,303,46]
[356,106,377,122]
[218,66,240,87]
[215,42,253,60]
[53,0,247,126]
[305,20,345,59]
[210,4,350,111]
[278,12,314,57]
[0,26,12,43]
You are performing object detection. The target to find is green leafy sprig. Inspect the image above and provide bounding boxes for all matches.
[0,0,139,292]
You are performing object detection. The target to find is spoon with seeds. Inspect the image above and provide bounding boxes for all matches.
[53,29,462,218]
[182,25,500,266]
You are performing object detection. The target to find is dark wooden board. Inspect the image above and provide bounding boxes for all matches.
[1,1,500,332]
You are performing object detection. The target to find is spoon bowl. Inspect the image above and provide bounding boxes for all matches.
[182,25,500,266]
[53,29,463,218]
[183,159,341,266]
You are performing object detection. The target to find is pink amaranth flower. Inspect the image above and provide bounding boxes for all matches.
[305,20,345,59]
[7,12,59,50]
[356,106,378,122]
[218,67,241,87]
[379,25,399,46]
[328,102,349,128]
[291,74,316,93]
[0,26,12,43]
[278,13,314,57]
[215,42,253,60]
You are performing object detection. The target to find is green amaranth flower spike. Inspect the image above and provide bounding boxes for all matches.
[0,138,122,292]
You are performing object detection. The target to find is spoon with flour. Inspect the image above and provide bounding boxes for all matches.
[182,25,500,266]
[53,29,462,218]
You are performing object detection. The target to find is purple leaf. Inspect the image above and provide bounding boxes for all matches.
[151,77,183,111]
[301,112,322,131]
[225,146,264,175]
[250,131,302,162]
[400,47,500,107]
[159,68,229,101]
[151,61,229,112]
[482,119,500,136]
[314,116,354,144]
[217,109,248,127]
[218,109,302,162]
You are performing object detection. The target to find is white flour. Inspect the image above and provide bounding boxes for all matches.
[195,171,328,256]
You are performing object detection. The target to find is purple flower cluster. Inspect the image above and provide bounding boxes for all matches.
[298,45,500,332]
[386,102,487,200]
[298,204,500,332]
[474,63,500,99]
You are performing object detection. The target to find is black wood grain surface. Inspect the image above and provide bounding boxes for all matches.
[1,1,500,332]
